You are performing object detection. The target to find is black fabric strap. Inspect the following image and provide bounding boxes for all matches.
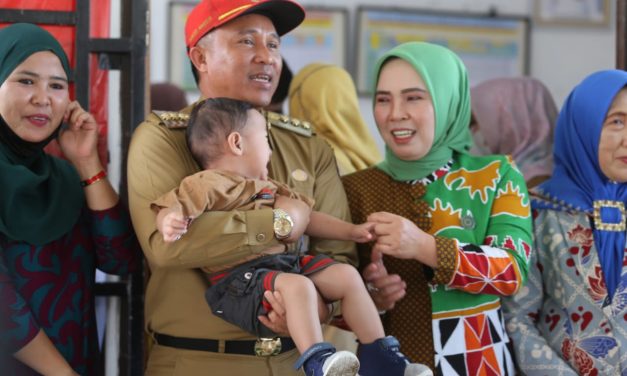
[153,332,296,355]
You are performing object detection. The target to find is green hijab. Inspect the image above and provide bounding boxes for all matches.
[374,42,472,181]
[0,23,83,245]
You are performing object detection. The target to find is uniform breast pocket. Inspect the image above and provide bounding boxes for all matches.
[288,177,314,199]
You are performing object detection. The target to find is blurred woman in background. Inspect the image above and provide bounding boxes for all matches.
[289,63,381,175]
[470,77,558,188]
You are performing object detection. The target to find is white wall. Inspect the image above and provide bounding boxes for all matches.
[149,0,616,154]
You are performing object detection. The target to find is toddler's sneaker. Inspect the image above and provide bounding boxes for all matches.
[357,336,433,376]
[296,342,360,376]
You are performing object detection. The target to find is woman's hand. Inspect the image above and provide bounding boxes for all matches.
[367,211,437,267]
[362,249,406,311]
[13,329,80,376]
[59,101,118,210]
[58,101,101,175]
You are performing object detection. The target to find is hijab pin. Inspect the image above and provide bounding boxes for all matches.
[593,200,626,232]
[461,212,475,230]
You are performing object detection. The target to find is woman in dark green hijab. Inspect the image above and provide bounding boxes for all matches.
[343,42,532,375]
[0,23,138,375]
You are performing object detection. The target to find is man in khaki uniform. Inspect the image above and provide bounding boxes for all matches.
[127,0,357,374]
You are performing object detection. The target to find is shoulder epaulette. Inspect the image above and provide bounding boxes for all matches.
[153,110,190,129]
[265,111,313,137]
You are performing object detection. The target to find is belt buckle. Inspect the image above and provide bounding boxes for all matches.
[254,337,282,356]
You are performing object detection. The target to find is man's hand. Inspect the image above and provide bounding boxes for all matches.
[258,290,289,336]
[156,207,189,242]
[257,289,331,336]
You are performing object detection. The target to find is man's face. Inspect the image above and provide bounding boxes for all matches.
[194,14,282,107]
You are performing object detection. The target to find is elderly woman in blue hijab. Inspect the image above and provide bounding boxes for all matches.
[503,70,627,375]
[0,23,138,375]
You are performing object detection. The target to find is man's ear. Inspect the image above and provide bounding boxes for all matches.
[188,46,207,73]
[227,132,244,156]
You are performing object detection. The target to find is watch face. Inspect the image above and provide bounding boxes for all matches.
[273,209,293,239]
[274,218,292,237]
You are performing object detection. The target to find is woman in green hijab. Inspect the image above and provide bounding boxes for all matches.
[0,23,138,375]
[343,42,532,375]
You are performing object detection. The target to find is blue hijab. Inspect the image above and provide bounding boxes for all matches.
[534,70,627,300]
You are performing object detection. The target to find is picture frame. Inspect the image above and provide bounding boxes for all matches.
[167,1,197,91]
[533,0,610,27]
[280,6,348,74]
[355,7,530,94]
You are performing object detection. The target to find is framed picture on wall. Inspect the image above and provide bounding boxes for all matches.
[168,1,197,91]
[280,7,348,75]
[356,7,530,94]
[533,0,610,27]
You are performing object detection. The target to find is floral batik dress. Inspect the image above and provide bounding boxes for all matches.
[504,206,626,376]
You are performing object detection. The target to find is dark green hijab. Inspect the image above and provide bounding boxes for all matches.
[0,23,84,245]
[374,42,473,181]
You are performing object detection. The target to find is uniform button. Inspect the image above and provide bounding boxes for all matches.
[256,233,266,242]
[291,169,308,182]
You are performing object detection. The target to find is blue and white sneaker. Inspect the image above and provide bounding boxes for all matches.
[296,342,360,376]
[357,336,433,376]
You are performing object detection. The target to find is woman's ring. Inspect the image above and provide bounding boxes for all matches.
[366,282,380,293]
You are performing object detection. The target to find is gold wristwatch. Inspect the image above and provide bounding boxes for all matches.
[272,208,294,240]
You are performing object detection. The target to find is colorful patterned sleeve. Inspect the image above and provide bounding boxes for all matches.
[432,157,533,295]
[501,233,578,375]
[90,201,140,275]
[0,247,39,353]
